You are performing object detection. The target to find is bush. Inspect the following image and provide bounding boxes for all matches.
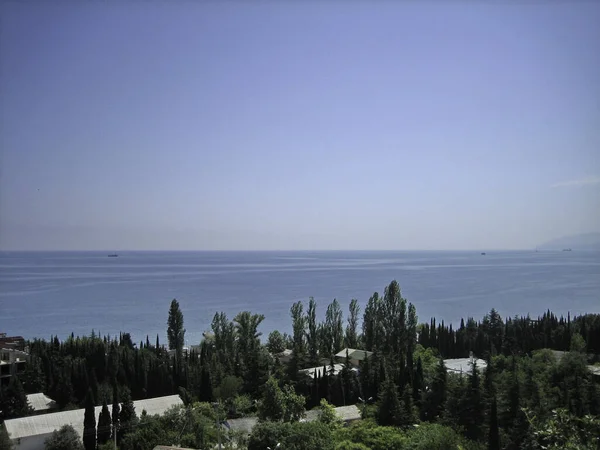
[44,425,84,450]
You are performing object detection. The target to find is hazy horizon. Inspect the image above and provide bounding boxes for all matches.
[1,3,599,251]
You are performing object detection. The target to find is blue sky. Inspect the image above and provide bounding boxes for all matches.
[1,2,599,251]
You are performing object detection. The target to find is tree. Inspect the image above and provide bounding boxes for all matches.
[345,299,360,349]
[111,386,120,443]
[0,376,32,421]
[97,400,112,447]
[267,330,286,354]
[318,399,342,429]
[83,388,96,450]
[377,377,402,427]
[488,396,500,450]
[282,384,306,423]
[45,425,84,450]
[0,426,12,450]
[118,388,137,444]
[258,376,284,421]
[167,299,185,356]
[306,298,320,366]
[323,299,344,357]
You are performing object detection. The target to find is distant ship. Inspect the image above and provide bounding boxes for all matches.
[481,252,486,255]
[562,248,572,252]
[108,254,119,257]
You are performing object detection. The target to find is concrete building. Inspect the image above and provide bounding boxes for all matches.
[0,334,26,351]
[0,348,29,387]
[3,395,183,450]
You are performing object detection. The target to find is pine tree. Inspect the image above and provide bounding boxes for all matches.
[82,388,96,450]
[96,400,111,446]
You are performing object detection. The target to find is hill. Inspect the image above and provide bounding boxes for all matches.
[538,232,600,251]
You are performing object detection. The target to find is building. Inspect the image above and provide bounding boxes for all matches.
[443,357,487,375]
[334,348,373,367]
[3,395,183,450]
[274,349,293,364]
[0,334,26,351]
[26,393,58,415]
[223,404,361,437]
[0,348,29,387]
[299,363,345,379]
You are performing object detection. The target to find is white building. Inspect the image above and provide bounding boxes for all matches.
[3,395,183,450]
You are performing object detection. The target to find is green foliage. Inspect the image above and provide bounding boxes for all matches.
[248,420,334,450]
[377,377,402,426]
[97,400,112,447]
[404,423,478,450]
[523,408,600,449]
[258,377,284,421]
[214,375,242,402]
[0,426,12,450]
[0,376,32,421]
[167,298,185,355]
[83,388,96,450]
[333,419,407,450]
[335,441,370,450]
[266,330,286,354]
[318,399,343,429]
[45,425,84,450]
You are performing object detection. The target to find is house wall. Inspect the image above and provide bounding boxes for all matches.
[11,433,52,450]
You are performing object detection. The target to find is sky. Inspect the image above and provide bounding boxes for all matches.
[0,2,599,251]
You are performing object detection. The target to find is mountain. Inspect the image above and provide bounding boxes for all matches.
[538,232,600,251]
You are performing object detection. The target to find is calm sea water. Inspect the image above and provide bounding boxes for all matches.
[1,251,599,346]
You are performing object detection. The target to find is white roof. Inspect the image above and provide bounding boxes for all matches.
[26,393,57,412]
[299,364,345,378]
[4,395,183,441]
[443,358,487,374]
[334,348,373,360]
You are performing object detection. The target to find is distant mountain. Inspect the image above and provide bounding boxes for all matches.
[538,232,600,251]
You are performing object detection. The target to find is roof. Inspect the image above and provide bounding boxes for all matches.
[4,395,183,441]
[224,405,361,435]
[26,393,57,412]
[443,358,487,374]
[153,447,196,450]
[334,348,373,361]
[299,364,345,378]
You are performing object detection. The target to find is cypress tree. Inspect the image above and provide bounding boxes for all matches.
[111,385,119,443]
[488,396,500,450]
[377,376,402,427]
[117,388,136,444]
[167,299,185,357]
[97,400,111,446]
[82,388,96,450]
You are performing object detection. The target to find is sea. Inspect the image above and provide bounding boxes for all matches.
[1,251,599,346]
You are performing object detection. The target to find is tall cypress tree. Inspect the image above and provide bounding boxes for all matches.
[82,388,96,450]
[117,388,136,444]
[377,376,402,427]
[111,385,120,443]
[97,400,111,446]
[488,396,500,450]
[167,299,185,357]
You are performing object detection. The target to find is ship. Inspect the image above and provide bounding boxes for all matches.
[108,254,119,257]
